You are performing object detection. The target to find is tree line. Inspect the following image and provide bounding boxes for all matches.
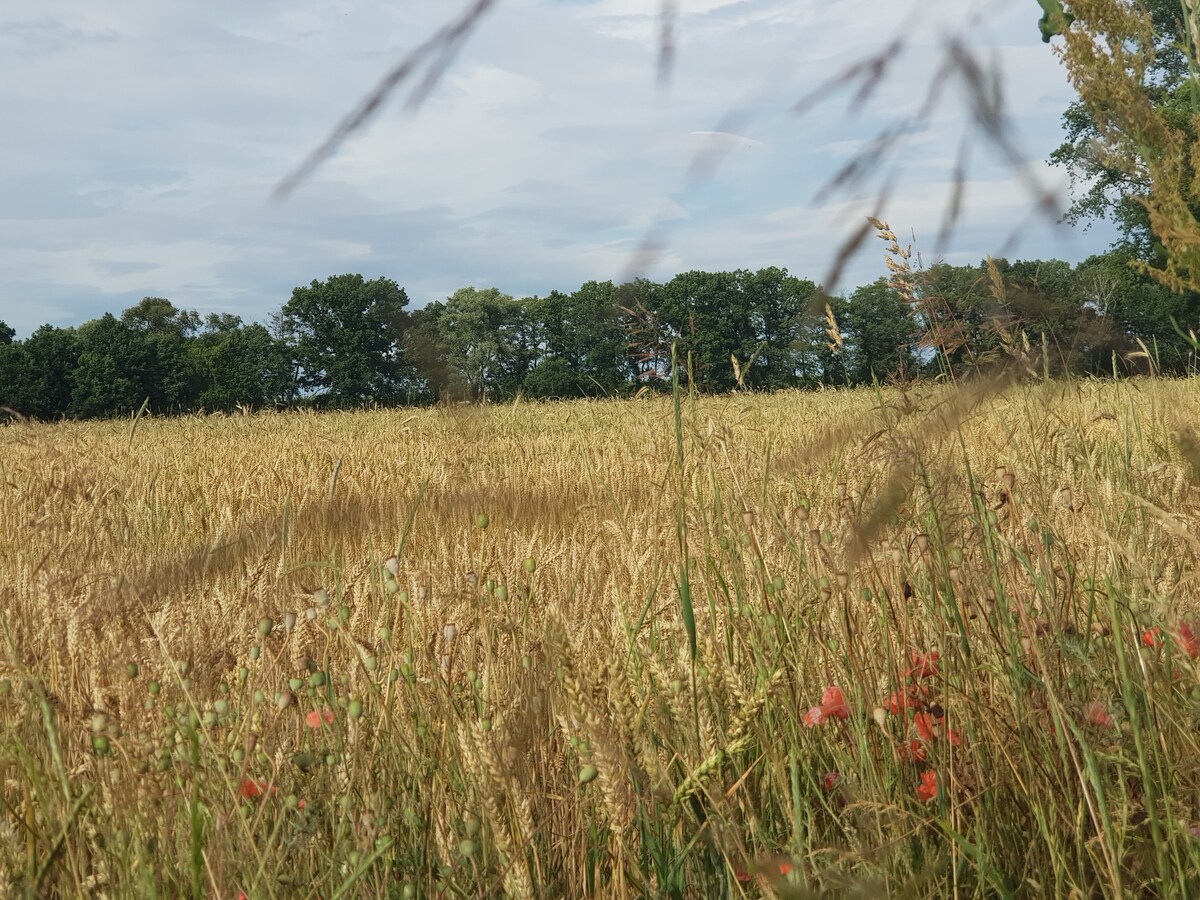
[1,247,1197,420]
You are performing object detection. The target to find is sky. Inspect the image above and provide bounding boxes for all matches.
[0,0,1119,337]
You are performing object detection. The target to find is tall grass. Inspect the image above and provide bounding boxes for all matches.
[2,379,1200,897]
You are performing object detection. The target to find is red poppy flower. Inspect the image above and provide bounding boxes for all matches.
[885,688,926,716]
[913,712,936,743]
[778,861,793,876]
[735,870,751,884]
[803,686,850,727]
[305,708,335,729]
[1142,627,1161,648]
[239,778,270,800]
[907,650,940,679]
[820,771,841,792]
[1177,622,1199,659]
[943,727,963,746]
[1085,700,1113,728]
[820,686,849,720]
[899,739,928,763]
[916,769,938,803]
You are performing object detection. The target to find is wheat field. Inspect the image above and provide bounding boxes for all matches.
[3,379,1200,897]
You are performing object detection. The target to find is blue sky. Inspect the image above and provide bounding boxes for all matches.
[0,0,1117,337]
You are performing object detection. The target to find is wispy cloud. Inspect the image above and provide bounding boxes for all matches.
[0,0,1107,336]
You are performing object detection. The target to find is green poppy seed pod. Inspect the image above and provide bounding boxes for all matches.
[276,689,295,710]
[313,588,330,606]
[485,578,495,593]
[464,812,481,836]
[305,607,317,621]
[475,513,489,529]
[458,839,477,859]
[285,793,299,810]
[147,680,161,696]
[390,668,401,683]
[578,765,599,785]
[288,677,303,691]
[378,626,391,642]
[92,735,111,755]
[479,718,491,732]
[238,666,249,682]
[232,748,244,763]
[126,662,139,679]
[257,618,274,638]
[363,655,377,672]
[214,699,229,716]
[386,579,399,595]
[338,606,351,623]
[201,711,217,728]
[949,547,965,565]
[523,556,536,574]
[249,645,261,661]
[859,586,873,601]
[495,584,509,602]
[402,886,416,899]
[253,690,265,704]
[771,576,785,592]
[397,590,410,603]
[348,699,364,719]
[309,671,327,688]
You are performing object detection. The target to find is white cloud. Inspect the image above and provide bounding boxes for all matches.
[0,0,1108,337]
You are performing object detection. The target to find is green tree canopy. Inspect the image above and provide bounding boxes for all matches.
[841,279,915,384]
[189,315,294,411]
[435,287,531,402]
[281,274,411,406]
